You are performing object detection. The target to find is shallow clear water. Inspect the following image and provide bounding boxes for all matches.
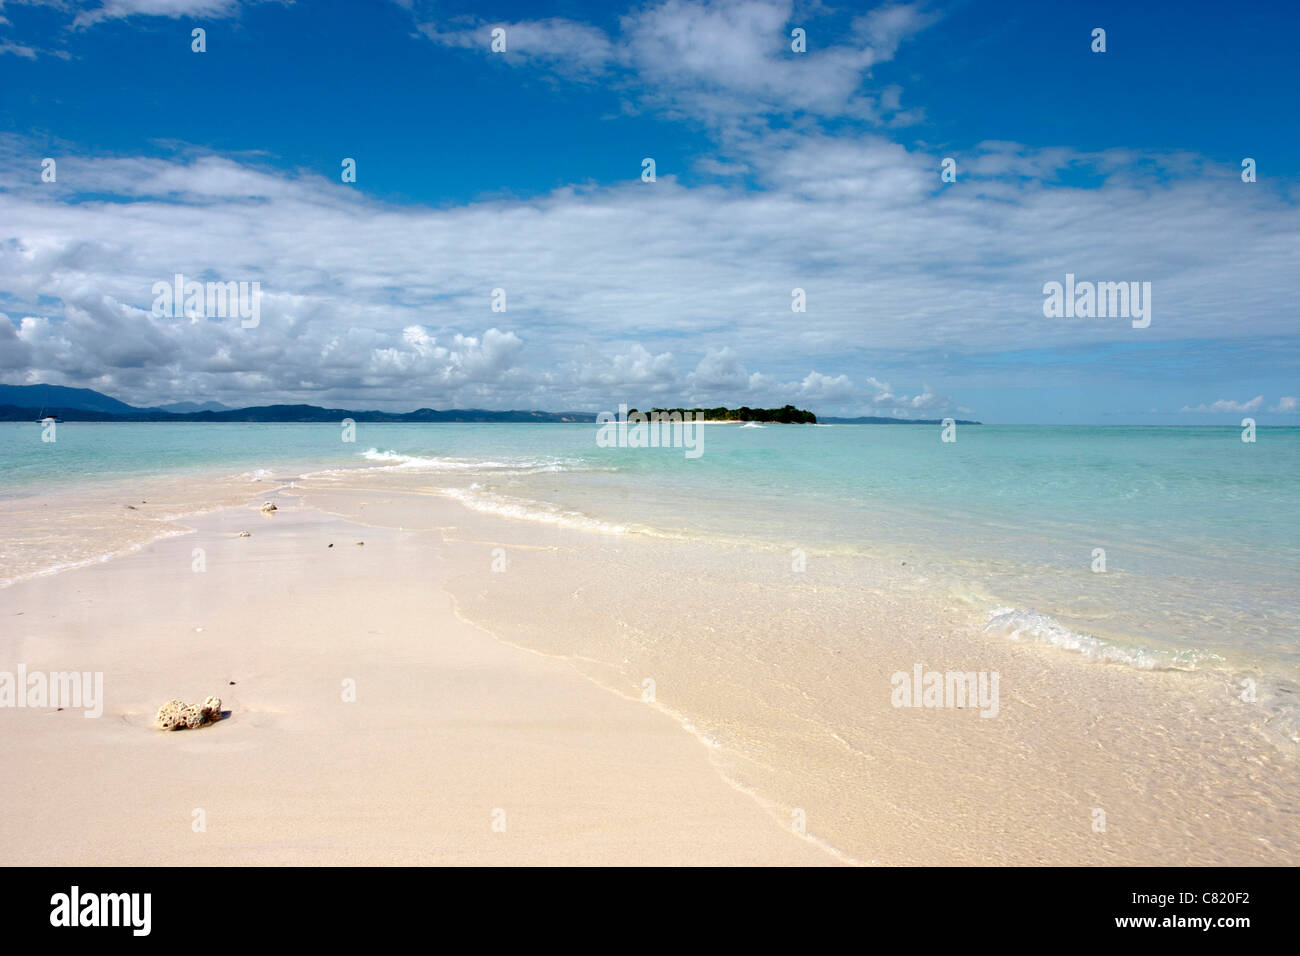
[2,421,1296,676]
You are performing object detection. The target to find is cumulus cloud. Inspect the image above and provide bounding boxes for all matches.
[414,0,936,125]
[370,327,523,384]
[790,371,855,403]
[577,344,680,390]
[1,129,1297,413]
[564,344,892,411]
[861,376,951,415]
[0,313,32,369]
[689,346,752,392]
[2,0,1293,421]
[1180,396,1265,414]
[1268,396,1297,413]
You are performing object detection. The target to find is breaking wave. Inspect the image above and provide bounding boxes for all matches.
[358,448,591,475]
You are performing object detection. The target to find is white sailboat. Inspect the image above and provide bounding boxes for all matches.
[35,387,62,424]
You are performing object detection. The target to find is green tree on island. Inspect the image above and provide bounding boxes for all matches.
[632,404,817,424]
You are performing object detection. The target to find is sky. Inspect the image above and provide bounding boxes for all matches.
[0,0,1296,423]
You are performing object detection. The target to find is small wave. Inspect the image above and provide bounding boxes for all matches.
[358,448,588,475]
[1250,676,1300,747]
[441,486,628,534]
[982,608,1223,671]
[361,448,500,470]
[0,527,193,589]
[740,423,764,429]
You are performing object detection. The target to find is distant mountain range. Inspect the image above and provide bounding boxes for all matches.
[0,384,229,416]
[0,384,595,423]
[1,384,158,417]
[0,384,981,425]
[154,400,234,414]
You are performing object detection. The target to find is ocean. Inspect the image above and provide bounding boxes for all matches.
[4,420,1293,679]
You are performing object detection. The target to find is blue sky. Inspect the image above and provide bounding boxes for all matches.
[1,0,1296,422]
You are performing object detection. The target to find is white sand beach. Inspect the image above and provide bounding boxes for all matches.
[0,495,832,865]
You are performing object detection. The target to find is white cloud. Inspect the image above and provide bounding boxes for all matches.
[1,130,1297,413]
[416,0,936,125]
[0,40,37,58]
[568,345,886,411]
[417,17,616,79]
[689,346,750,391]
[862,376,951,415]
[1180,396,1265,414]
[370,327,523,384]
[791,371,855,402]
[1268,396,1297,413]
[577,344,679,390]
[71,0,250,29]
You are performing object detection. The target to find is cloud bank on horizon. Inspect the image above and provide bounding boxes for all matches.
[0,0,1296,423]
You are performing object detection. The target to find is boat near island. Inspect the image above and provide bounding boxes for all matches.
[34,388,63,423]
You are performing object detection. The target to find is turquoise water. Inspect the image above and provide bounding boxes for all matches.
[0,422,370,490]
[2,421,1296,673]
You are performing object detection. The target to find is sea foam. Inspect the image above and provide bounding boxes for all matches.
[441,485,629,534]
[359,448,585,475]
[982,607,1223,671]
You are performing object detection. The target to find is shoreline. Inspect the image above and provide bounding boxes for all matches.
[3,461,1297,864]
[7,455,1287,682]
[6,456,1296,697]
[294,480,1300,864]
[0,496,835,865]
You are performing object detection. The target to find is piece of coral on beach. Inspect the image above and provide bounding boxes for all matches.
[154,695,223,731]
